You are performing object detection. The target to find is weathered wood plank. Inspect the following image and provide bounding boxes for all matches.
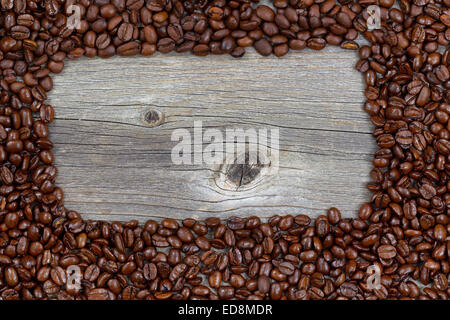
[48,46,375,222]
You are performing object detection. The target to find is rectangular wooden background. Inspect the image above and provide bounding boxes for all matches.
[48,45,376,223]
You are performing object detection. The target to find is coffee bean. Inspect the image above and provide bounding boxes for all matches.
[95,33,111,50]
[87,288,115,300]
[327,207,341,225]
[257,275,270,293]
[377,245,397,259]
[227,216,245,230]
[117,41,141,56]
[307,38,326,50]
[254,39,272,56]
[118,23,134,42]
[256,5,275,22]
[167,24,184,43]
[193,44,209,56]
[278,261,295,275]
[51,267,67,286]
[339,282,358,298]
[295,214,311,226]
[157,38,175,54]
[5,267,19,287]
[1,166,14,185]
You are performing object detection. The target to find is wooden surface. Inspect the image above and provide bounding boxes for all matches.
[48,45,375,223]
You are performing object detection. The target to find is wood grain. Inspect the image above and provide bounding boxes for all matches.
[48,45,375,223]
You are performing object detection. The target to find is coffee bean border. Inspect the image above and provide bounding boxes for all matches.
[0,0,449,300]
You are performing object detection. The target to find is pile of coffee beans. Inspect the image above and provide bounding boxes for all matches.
[0,0,449,300]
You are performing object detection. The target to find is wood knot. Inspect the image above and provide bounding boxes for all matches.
[213,148,274,192]
[143,108,164,127]
[226,152,264,188]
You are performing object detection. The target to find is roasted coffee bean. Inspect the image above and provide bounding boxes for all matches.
[87,288,115,300]
[117,41,141,56]
[254,39,272,56]
[118,23,134,42]
[157,38,175,53]
[307,38,326,50]
[377,245,397,259]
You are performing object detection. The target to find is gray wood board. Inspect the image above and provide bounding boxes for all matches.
[47,45,376,223]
